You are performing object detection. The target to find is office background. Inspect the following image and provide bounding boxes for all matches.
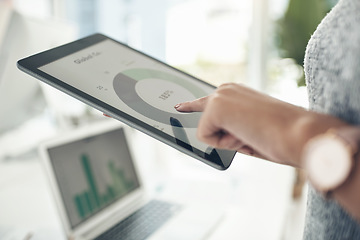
[0,0,337,239]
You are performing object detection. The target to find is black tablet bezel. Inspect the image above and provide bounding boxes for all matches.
[17,33,236,170]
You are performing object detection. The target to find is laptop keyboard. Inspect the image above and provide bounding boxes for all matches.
[95,200,181,240]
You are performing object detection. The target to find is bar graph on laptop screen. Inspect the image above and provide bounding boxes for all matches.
[48,128,140,228]
[74,154,136,219]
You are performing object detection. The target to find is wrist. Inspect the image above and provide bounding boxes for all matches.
[292,112,347,168]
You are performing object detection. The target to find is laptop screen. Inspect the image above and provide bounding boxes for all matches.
[47,127,140,229]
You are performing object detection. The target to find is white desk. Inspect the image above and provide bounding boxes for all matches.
[0,132,305,240]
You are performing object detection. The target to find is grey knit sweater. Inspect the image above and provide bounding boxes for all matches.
[303,0,360,239]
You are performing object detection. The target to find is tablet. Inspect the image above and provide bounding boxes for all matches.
[17,33,235,170]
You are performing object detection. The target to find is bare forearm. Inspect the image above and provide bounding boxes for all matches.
[248,102,346,168]
[269,108,347,168]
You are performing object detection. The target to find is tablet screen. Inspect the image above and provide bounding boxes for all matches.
[19,34,235,169]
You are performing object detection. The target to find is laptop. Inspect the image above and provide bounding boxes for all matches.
[39,120,224,240]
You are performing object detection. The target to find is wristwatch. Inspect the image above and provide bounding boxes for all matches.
[303,129,356,196]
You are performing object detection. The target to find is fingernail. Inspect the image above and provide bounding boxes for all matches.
[174,104,181,109]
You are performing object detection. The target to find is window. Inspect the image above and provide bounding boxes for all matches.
[14,0,319,101]
[55,0,253,87]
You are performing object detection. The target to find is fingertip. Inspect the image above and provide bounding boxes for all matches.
[174,103,181,110]
[174,102,187,112]
[175,97,208,112]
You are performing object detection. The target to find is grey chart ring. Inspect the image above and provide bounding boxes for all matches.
[113,68,206,128]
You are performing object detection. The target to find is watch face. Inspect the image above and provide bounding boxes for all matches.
[304,135,353,191]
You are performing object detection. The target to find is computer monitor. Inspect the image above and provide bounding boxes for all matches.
[0,5,76,157]
[0,5,78,132]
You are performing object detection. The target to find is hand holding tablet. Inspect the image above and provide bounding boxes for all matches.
[18,33,236,170]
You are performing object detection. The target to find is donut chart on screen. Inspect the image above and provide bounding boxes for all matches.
[113,68,206,128]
